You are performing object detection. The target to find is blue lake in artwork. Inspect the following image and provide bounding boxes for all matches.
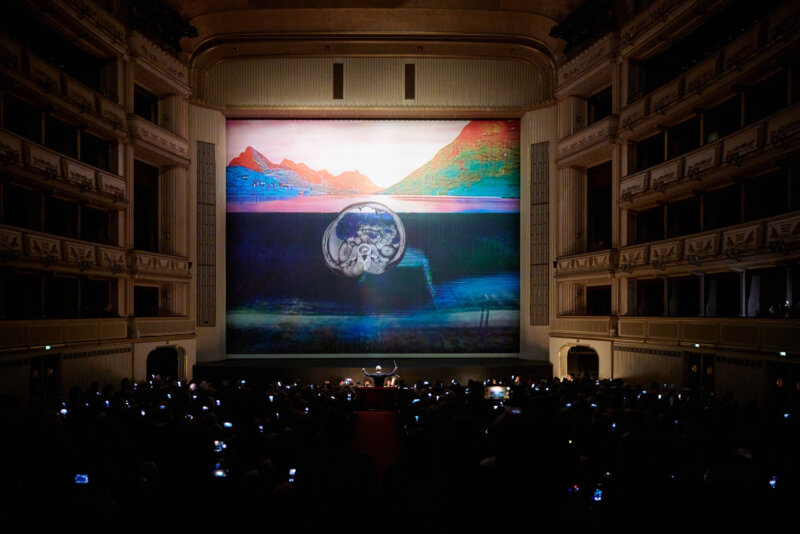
[227,210,520,354]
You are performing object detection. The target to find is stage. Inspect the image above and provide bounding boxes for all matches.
[193,357,551,385]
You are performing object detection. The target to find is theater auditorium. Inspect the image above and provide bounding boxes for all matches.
[1,0,799,526]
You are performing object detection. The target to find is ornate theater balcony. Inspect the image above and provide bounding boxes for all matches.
[619,0,800,135]
[619,102,800,206]
[557,115,619,167]
[557,33,618,97]
[551,316,617,339]
[0,128,127,206]
[617,211,800,275]
[127,115,189,166]
[127,250,191,281]
[0,225,127,276]
[555,249,619,278]
[127,31,190,95]
[0,33,127,138]
[617,317,800,354]
[0,317,128,350]
[129,316,194,339]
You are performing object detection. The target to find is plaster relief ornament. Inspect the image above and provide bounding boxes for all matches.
[322,202,406,277]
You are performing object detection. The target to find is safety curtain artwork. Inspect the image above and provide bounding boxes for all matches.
[226,119,520,354]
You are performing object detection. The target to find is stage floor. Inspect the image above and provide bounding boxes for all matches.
[193,357,552,385]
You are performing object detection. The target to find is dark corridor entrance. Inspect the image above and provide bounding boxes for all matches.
[146,347,179,380]
[567,346,599,379]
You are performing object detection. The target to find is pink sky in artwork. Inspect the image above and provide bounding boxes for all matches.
[226,119,469,187]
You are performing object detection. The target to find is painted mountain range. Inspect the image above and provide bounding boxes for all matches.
[227,146,381,201]
[226,120,519,201]
[380,120,519,198]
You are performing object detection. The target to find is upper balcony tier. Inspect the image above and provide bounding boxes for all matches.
[0,226,191,280]
[618,0,730,60]
[617,316,800,355]
[557,33,618,97]
[0,224,127,275]
[615,211,800,275]
[129,316,194,339]
[554,210,800,278]
[0,127,127,207]
[0,32,127,138]
[619,101,800,207]
[127,31,190,97]
[551,316,617,339]
[127,115,189,166]
[0,317,128,350]
[128,250,191,280]
[555,249,619,278]
[556,115,619,168]
[618,0,800,135]
[31,0,127,57]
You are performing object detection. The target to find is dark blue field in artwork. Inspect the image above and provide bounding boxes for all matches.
[227,212,520,354]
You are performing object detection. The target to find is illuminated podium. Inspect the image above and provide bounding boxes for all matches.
[356,386,397,410]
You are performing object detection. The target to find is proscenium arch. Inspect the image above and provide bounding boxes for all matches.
[182,8,562,107]
[189,36,558,108]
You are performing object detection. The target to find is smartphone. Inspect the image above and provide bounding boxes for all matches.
[213,463,227,478]
[484,385,509,400]
[74,474,89,484]
[289,468,297,483]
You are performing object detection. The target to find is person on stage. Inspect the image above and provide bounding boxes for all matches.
[362,361,398,387]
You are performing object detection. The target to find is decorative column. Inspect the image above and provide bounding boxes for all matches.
[159,95,188,138]
[159,165,189,257]
[618,278,635,316]
[558,166,586,256]
[611,143,621,249]
[163,283,188,316]
[559,96,586,138]
[559,282,585,315]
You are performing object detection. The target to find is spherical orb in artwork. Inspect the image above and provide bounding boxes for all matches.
[322,202,406,277]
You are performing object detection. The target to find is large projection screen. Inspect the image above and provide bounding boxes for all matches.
[226,119,520,355]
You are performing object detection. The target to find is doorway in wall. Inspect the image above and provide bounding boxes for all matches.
[146,347,179,380]
[766,360,800,411]
[30,353,60,405]
[686,351,714,394]
[567,346,599,379]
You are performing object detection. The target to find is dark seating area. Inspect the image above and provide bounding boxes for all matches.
[3,372,797,528]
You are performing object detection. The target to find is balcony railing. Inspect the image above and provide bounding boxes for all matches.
[127,31,189,89]
[0,127,127,203]
[617,317,800,353]
[619,0,686,52]
[551,316,617,338]
[55,0,127,53]
[557,115,619,164]
[556,249,618,275]
[617,211,800,273]
[0,224,127,274]
[129,316,194,338]
[128,250,191,278]
[619,1,799,130]
[619,101,800,203]
[0,32,127,135]
[0,318,128,350]
[557,33,618,92]
[127,115,189,163]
